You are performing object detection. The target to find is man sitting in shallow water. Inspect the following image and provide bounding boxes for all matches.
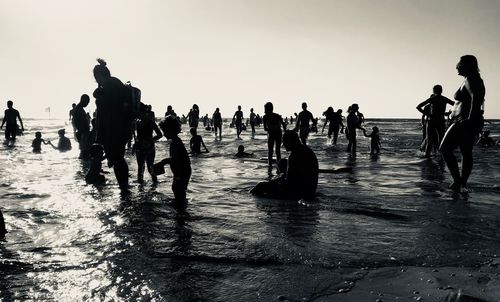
[251,130,319,200]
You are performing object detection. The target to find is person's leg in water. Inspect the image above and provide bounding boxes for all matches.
[275,133,282,163]
[425,122,437,157]
[172,177,188,203]
[136,149,146,183]
[106,144,129,190]
[299,127,307,145]
[146,147,158,183]
[267,135,275,167]
[440,124,462,190]
[332,125,339,145]
[251,122,255,137]
[458,131,475,188]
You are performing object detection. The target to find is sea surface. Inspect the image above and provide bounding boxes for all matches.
[1,118,499,301]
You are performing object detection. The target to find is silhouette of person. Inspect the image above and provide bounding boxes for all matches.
[73,94,91,158]
[235,145,254,157]
[165,105,177,118]
[49,129,72,151]
[417,85,455,157]
[249,108,257,137]
[232,105,244,139]
[187,104,200,129]
[93,58,133,191]
[476,130,494,146]
[69,103,77,133]
[32,131,48,153]
[189,127,209,154]
[440,55,485,192]
[346,104,363,156]
[85,144,106,184]
[135,103,163,183]
[294,102,314,145]
[251,131,318,199]
[263,102,286,167]
[363,126,381,155]
[159,116,192,202]
[1,100,24,142]
[322,107,345,144]
[212,108,222,139]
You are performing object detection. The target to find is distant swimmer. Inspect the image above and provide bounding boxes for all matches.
[212,108,222,139]
[85,144,106,184]
[48,129,72,151]
[294,102,314,145]
[235,145,254,158]
[158,116,192,202]
[189,127,209,155]
[363,126,381,155]
[232,105,244,139]
[1,100,24,142]
[476,130,494,147]
[251,130,319,200]
[440,55,485,192]
[32,131,49,153]
[263,102,286,167]
[416,85,455,157]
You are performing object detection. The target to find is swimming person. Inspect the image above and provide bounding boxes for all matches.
[251,130,318,200]
[32,131,48,153]
[232,105,244,139]
[49,129,72,151]
[440,55,485,192]
[234,145,253,158]
[416,85,455,157]
[189,127,209,155]
[93,58,133,191]
[135,103,163,184]
[263,102,286,167]
[212,108,222,139]
[72,94,91,159]
[476,130,495,147]
[363,126,381,155]
[294,102,314,145]
[158,116,192,202]
[1,100,24,142]
[346,104,363,157]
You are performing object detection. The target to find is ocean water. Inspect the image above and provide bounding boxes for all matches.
[1,118,499,301]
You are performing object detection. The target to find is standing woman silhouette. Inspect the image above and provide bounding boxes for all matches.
[440,55,485,192]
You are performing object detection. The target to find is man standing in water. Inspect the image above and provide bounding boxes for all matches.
[416,85,455,157]
[294,102,314,145]
[1,100,24,142]
[72,94,91,158]
[233,105,244,139]
[93,58,134,191]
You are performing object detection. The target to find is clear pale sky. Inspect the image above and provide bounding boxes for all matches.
[1,0,499,119]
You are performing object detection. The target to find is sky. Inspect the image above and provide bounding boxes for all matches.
[1,0,499,119]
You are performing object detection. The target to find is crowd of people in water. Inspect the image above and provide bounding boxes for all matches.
[0,55,494,239]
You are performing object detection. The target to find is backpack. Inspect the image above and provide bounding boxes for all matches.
[124,81,141,120]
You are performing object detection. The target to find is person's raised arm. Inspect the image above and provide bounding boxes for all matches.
[416,99,431,115]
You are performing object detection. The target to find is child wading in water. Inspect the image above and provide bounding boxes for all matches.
[32,131,49,152]
[85,144,106,184]
[158,116,192,203]
[363,126,381,155]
